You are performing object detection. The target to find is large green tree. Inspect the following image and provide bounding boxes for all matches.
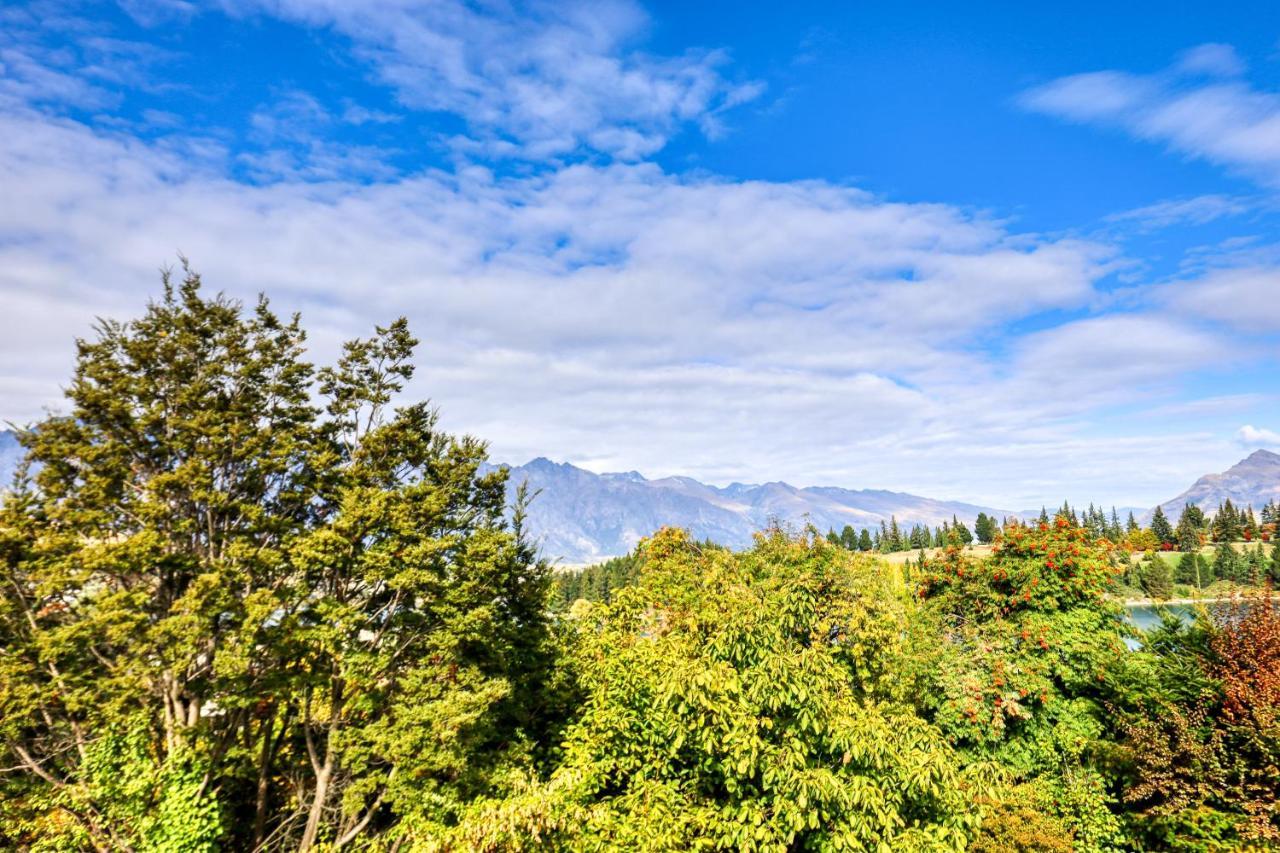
[1150,506,1174,548]
[454,527,976,851]
[914,518,1130,849]
[0,267,553,850]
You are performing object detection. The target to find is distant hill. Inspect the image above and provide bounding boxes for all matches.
[491,457,1015,565]
[1151,449,1280,522]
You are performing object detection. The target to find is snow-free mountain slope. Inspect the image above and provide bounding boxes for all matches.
[1153,449,1280,522]
[493,457,1012,564]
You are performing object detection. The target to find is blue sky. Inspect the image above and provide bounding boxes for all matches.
[1,0,1278,509]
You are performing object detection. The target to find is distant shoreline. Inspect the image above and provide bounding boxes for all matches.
[1120,596,1236,608]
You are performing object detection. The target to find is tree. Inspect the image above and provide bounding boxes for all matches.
[951,514,974,546]
[1138,553,1174,600]
[1212,500,1242,543]
[914,517,1128,848]
[0,267,553,850]
[839,523,858,551]
[858,528,873,552]
[1175,551,1207,590]
[1243,506,1259,542]
[454,527,976,849]
[1126,511,1140,535]
[1175,504,1205,553]
[974,512,997,544]
[1213,542,1242,584]
[1180,503,1207,530]
[1150,506,1174,548]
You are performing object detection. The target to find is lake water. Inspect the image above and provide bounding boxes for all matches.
[1123,603,1197,649]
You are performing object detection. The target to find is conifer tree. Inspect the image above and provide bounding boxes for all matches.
[1150,505,1174,547]
[1244,506,1259,542]
[1176,551,1206,589]
[1212,500,1242,542]
[0,267,553,850]
[1138,552,1174,600]
[1214,542,1241,583]
[974,512,997,544]
[1106,507,1121,541]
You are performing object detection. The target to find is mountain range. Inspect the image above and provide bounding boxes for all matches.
[1149,449,1280,523]
[490,458,1018,564]
[2,430,1279,564]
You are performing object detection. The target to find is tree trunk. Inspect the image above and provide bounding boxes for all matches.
[298,764,330,852]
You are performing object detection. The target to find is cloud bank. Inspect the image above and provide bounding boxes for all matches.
[0,7,1276,509]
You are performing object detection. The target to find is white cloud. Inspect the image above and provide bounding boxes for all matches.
[215,0,762,160]
[0,13,1273,510]
[1176,43,1246,78]
[0,99,1261,507]
[1165,266,1280,333]
[1238,424,1280,447]
[1022,46,1280,186]
[1106,194,1254,230]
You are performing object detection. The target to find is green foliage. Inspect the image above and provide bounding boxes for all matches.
[1151,506,1174,547]
[0,266,553,850]
[974,512,998,545]
[914,520,1130,849]
[454,527,975,851]
[551,552,645,607]
[1176,550,1210,588]
[1139,552,1174,600]
[1115,591,1280,849]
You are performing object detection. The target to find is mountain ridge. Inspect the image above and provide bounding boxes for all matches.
[1151,448,1280,522]
[490,457,1018,564]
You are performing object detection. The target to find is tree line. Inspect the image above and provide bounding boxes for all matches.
[822,498,1280,558]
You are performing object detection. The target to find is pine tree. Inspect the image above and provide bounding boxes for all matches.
[1176,551,1206,590]
[1108,507,1123,542]
[1175,503,1205,552]
[974,512,997,544]
[840,524,858,551]
[0,267,554,849]
[1150,505,1174,547]
[1243,506,1259,542]
[1212,500,1242,542]
[1245,544,1267,585]
[1126,511,1139,534]
[1138,552,1174,600]
[1213,542,1241,583]
[858,528,873,552]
